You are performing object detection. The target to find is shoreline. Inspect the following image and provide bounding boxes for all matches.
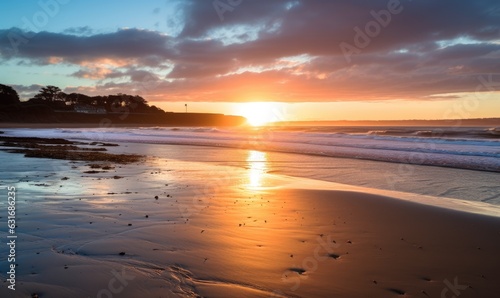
[1,130,499,210]
[2,126,498,175]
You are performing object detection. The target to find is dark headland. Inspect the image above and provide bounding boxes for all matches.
[0,84,246,127]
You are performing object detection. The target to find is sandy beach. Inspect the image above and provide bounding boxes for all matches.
[1,136,499,298]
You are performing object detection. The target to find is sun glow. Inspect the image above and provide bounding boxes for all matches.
[236,102,284,126]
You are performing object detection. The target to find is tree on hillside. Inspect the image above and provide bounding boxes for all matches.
[65,93,80,105]
[128,95,148,112]
[34,85,64,102]
[0,84,21,105]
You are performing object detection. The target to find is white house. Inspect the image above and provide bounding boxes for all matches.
[74,104,107,114]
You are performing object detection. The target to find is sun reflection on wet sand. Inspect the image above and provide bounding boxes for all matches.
[246,150,268,189]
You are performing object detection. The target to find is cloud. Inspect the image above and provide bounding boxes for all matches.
[179,0,291,38]
[11,84,43,92]
[0,28,174,63]
[1,0,500,102]
[10,84,43,100]
[63,26,94,36]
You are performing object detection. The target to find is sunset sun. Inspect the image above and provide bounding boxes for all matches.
[237,102,284,126]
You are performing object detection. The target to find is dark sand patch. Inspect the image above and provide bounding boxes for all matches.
[88,163,115,170]
[0,136,143,163]
[83,170,103,174]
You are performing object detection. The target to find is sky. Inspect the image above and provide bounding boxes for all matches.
[0,0,499,121]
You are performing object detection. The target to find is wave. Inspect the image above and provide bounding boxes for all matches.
[414,130,434,136]
[367,130,389,135]
[487,127,500,135]
[6,126,500,173]
[278,126,500,139]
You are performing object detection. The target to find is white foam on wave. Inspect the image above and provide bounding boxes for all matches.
[4,127,500,172]
[488,127,500,135]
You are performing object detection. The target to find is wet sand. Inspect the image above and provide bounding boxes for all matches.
[0,144,499,297]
